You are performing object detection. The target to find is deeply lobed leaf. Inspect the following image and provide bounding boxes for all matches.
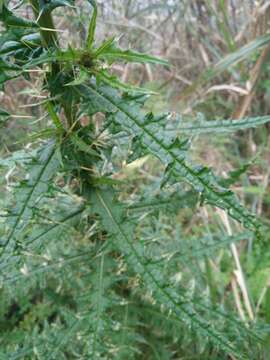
[78,82,262,233]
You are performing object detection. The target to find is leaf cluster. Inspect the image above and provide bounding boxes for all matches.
[0,1,269,359]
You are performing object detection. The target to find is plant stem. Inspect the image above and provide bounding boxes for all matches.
[29,0,74,127]
[29,0,58,48]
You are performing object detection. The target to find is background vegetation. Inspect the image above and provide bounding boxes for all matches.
[0,0,270,359]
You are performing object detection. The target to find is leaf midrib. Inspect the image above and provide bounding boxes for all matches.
[85,84,258,231]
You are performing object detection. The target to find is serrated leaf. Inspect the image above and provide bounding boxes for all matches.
[65,68,89,86]
[0,141,60,262]
[176,114,270,134]
[46,101,64,130]
[96,69,156,94]
[21,32,41,47]
[98,43,169,66]
[0,57,21,71]
[0,34,41,55]
[70,133,100,158]
[0,5,38,28]
[220,162,251,188]
[128,189,198,213]
[0,40,21,55]
[86,0,97,49]
[79,83,262,233]
[173,232,253,261]
[93,36,115,57]
[87,187,250,359]
[23,47,79,68]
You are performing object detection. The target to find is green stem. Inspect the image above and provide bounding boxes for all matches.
[29,0,58,48]
[29,0,74,127]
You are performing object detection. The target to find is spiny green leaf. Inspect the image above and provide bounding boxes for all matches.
[0,141,60,263]
[23,48,79,68]
[16,128,58,144]
[46,101,64,131]
[214,33,270,75]
[127,189,198,213]
[65,68,89,86]
[0,148,37,169]
[98,43,169,66]
[0,204,85,283]
[4,248,90,285]
[172,232,253,262]
[0,58,20,70]
[0,40,21,55]
[79,83,261,233]
[93,36,115,57]
[20,32,41,47]
[0,58,22,86]
[176,114,270,134]
[86,0,97,49]
[220,162,252,188]
[25,206,84,249]
[0,5,38,28]
[0,34,41,55]
[87,187,249,358]
[70,133,100,158]
[96,69,156,94]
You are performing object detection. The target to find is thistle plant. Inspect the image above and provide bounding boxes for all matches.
[0,1,269,359]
